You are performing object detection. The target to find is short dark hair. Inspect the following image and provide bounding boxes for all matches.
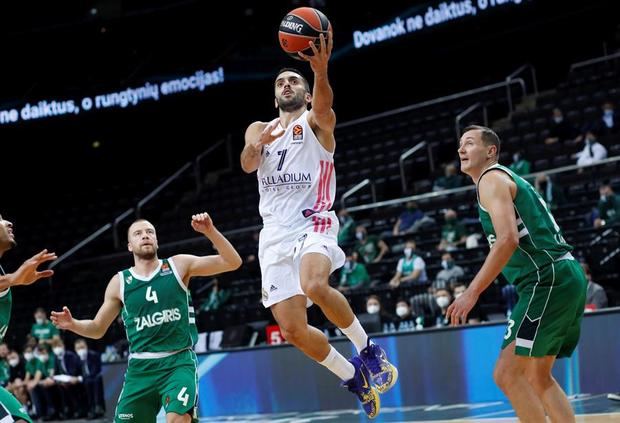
[275,67,310,92]
[463,125,501,158]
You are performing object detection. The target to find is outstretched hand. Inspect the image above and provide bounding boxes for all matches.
[191,212,215,234]
[298,31,333,74]
[445,289,479,326]
[9,249,56,286]
[50,306,74,330]
[254,118,284,151]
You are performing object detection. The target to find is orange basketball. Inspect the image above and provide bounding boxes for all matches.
[278,7,332,61]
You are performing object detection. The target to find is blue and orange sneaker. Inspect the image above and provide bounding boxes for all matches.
[342,356,380,419]
[359,339,399,394]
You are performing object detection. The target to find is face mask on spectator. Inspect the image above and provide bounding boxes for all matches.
[8,358,18,367]
[355,231,365,240]
[339,215,346,224]
[513,153,521,163]
[403,248,412,258]
[604,109,613,117]
[23,352,33,361]
[396,306,409,318]
[76,348,88,360]
[436,296,450,308]
[53,347,64,356]
[38,354,49,363]
[553,116,563,124]
[441,260,454,270]
[367,304,380,314]
[35,317,44,325]
[344,260,353,271]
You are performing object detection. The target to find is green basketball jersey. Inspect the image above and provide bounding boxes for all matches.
[0,265,11,343]
[119,258,197,354]
[477,164,572,285]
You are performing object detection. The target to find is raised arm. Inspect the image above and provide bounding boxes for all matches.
[446,170,518,325]
[51,274,122,339]
[241,119,284,173]
[303,32,336,153]
[171,213,242,285]
[0,250,56,291]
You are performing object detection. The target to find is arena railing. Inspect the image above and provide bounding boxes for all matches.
[505,64,538,114]
[346,155,620,213]
[399,141,433,192]
[454,102,488,141]
[568,51,620,75]
[337,77,526,130]
[46,138,233,270]
[341,179,376,211]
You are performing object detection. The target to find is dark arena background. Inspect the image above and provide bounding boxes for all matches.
[1,0,619,421]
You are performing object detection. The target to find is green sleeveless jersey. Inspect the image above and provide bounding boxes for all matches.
[0,265,11,342]
[119,258,197,354]
[477,164,572,285]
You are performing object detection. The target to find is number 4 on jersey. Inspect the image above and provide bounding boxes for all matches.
[146,286,159,304]
[177,386,189,407]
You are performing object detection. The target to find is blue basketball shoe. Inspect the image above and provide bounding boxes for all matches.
[341,356,380,418]
[359,339,398,393]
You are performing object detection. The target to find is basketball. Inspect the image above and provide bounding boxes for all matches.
[278,7,332,61]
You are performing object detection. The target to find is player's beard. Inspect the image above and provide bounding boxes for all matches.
[278,91,306,112]
[135,245,157,260]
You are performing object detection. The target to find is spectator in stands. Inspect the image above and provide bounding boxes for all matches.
[337,209,356,244]
[200,278,230,312]
[574,129,607,166]
[509,149,531,176]
[502,283,518,318]
[338,252,370,293]
[30,307,60,345]
[6,349,28,410]
[544,107,578,145]
[594,182,620,228]
[363,295,394,329]
[437,209,467,251]
[75,338,104,419]
[453,283,487,323]
[52,338,83,419]
[433,287,453,327]
[27,344,56,420]
[595,101,618,136]
[434,252,465,290]
[388,240,428,288]
[0,343,9,388]
[394,299,415,331]
[580,262,608,311]
[433,163,465,191]
[392,201,435,235]
[534,173,565,211]
[410,291,435,328]
[354,225,389,263]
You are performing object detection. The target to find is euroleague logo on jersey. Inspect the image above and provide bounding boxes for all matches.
[292,124,303,141]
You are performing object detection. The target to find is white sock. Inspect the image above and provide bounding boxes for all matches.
[319,346,355,381]
[340,318,369,353]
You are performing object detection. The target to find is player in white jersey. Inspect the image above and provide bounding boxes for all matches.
[240,33,396,418]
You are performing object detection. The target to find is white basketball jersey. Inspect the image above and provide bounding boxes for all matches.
[257,110,338,232]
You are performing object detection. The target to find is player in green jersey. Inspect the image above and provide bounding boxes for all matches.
[51,212,241,423]
[0,213,57,422]
[447,125,586,423]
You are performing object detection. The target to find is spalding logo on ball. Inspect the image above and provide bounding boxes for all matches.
[279,7,332,61]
